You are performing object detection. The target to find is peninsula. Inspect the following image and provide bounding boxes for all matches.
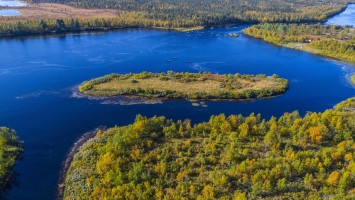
[243,24,355,63]
[63,98,355,199]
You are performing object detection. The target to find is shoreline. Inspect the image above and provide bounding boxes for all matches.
[78,73,289,101]
[77,86,288,103]
[282,43,355,65]
[0,2,350,39]
[56,126,105,200]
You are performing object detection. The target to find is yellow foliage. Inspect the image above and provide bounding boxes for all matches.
[96,152,114,175]
[238,123,249,138]
[308,125,324,144]
[344,153,353,162]
[176,170,188,181]
[327,171,339,186]
[201,185,215,199]
[233,190,247,200]
[130,145,142,160]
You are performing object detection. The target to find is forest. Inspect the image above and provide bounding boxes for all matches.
[0,14,188,37]
[79,72,289,100]
[0,127,22,195]
[0,0,354,37]
[26,0,352,24]
[64,97,355,199]
[243,23,355,63]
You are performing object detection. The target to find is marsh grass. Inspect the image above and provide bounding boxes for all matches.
[351,75,355,85]
[79,72,288,100]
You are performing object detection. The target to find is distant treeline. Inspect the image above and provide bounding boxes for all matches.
[0,0,354,37]
[243,23,355,63]
[26,0,351,25]
[0,13,193,37]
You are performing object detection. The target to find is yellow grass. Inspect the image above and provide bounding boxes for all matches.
[2,3,119,20]
[92,76,283,96]
[172,26,205,32]
[283,43,321,54]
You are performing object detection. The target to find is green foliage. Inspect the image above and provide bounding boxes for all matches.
[0,127,22,191]
[64,98,355,199]
[243,23,355,62]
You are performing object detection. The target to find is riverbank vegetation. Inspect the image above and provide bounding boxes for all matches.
[64,97,355,199]
[0,0,353,37]
[243,23,355,63]
[78,72,288,100]
[351,75,355,85]
[0,127,22,192]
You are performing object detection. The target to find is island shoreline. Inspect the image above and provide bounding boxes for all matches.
[56,126,106,200]
[78,72,289,101]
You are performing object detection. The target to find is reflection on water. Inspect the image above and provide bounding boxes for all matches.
[325,4,355,26]
[0,9,20,16]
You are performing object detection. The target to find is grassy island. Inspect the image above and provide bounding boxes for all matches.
[243,24,355,63]
[0,127,22,193]
[79,72,288,100]
[63,98,355,199]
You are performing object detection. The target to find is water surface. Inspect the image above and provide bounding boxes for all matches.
[325,4,355,26]
[0,9,20,16]
[0,8,354,200]
[0,0,26,7]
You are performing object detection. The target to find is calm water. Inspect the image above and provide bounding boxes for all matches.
[0,0,26,7]
[0,10,354,200]
[0,9,20,16]
[325,4,355,26]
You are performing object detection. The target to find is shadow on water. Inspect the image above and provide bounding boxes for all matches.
[0,166,21,199]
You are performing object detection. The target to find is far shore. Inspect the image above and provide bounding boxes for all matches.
[0,1,352,38]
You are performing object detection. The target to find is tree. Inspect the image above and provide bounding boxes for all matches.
[327,171,339,186]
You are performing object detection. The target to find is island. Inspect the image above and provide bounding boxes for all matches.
[243,23,355,63]
[0,127,22,193]
[78,72,289,100]
[63,97,355,199]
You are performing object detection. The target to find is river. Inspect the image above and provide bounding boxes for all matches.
[325,4,355,26]
[0,8,354,200]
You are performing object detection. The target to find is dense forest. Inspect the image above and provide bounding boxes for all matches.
[0,1,354,37]
[79,72,289,100]
[26,0,352,24]
[243,24,355,63]
[64,98,355,199]
[0,127,22,194]
[0,14,188,37]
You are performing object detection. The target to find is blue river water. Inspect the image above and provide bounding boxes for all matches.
[0,9,354,200]
[325,4,355,26]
